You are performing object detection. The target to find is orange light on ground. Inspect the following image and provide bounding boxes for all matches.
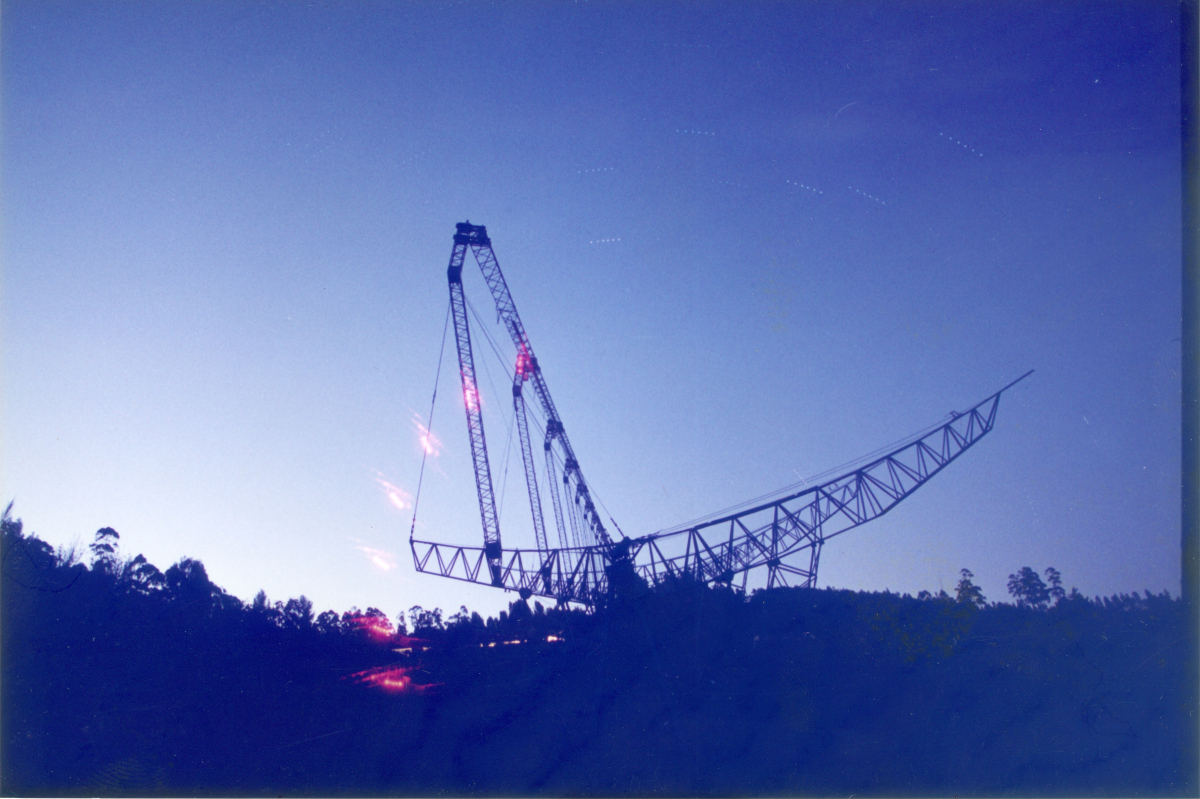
[345,665,436,694]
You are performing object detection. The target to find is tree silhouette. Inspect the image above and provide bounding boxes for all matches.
[315,609,342,634]
[955,568,987,608]
[88,527,120,575]
[121,554,166,594]
[283,595,314,629]
[1007,566,1050,609]
[1044,567,1066,605]
[2,501,1189,796]
[165,558,216,607]
[408,605,443,633]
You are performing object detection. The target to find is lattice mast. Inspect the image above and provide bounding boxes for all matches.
[445,223,611,584]
[446,237,504,584]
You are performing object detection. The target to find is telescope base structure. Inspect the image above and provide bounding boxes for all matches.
[413,377,1028,607]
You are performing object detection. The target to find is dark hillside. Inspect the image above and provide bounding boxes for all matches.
[2,511,1192,796]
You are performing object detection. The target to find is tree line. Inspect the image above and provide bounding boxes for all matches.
[2,504,1191,796]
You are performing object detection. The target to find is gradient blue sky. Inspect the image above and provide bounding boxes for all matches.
[2,0,1183,621]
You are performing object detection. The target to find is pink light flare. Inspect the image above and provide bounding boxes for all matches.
[345,612,395,639]
[462,374,482,413]
[349,534,398,572]
[515,345,534,380]
[358,544,397,571]
[392,635,432,653]
[373,473,412,511]
[344,664,438,694]
[410,412,442,457]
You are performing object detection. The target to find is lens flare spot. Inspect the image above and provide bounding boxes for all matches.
[409,411,442,456]
[351,536,398,572]
[373,473,412,511]
[367,549,396,570]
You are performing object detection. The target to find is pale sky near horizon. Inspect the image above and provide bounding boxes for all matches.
[2,0,1183,622]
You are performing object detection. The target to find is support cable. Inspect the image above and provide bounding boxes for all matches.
[464,290,594,552]
[459,287,612,549]
[497,398,516,523]
[461,288,584,553]
[409,302,452,542]
[466,296,516,384]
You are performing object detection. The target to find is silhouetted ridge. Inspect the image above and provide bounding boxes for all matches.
[2,506,1190,796]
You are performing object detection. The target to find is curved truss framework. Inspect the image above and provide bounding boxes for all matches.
[411,222,1032,606]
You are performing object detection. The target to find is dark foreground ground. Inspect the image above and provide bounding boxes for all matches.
[2,512,1195,796]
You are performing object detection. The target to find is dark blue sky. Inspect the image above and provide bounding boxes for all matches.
[2,0,1182,619]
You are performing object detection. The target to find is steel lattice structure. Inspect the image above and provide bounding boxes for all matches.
[412,222,1031,606]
